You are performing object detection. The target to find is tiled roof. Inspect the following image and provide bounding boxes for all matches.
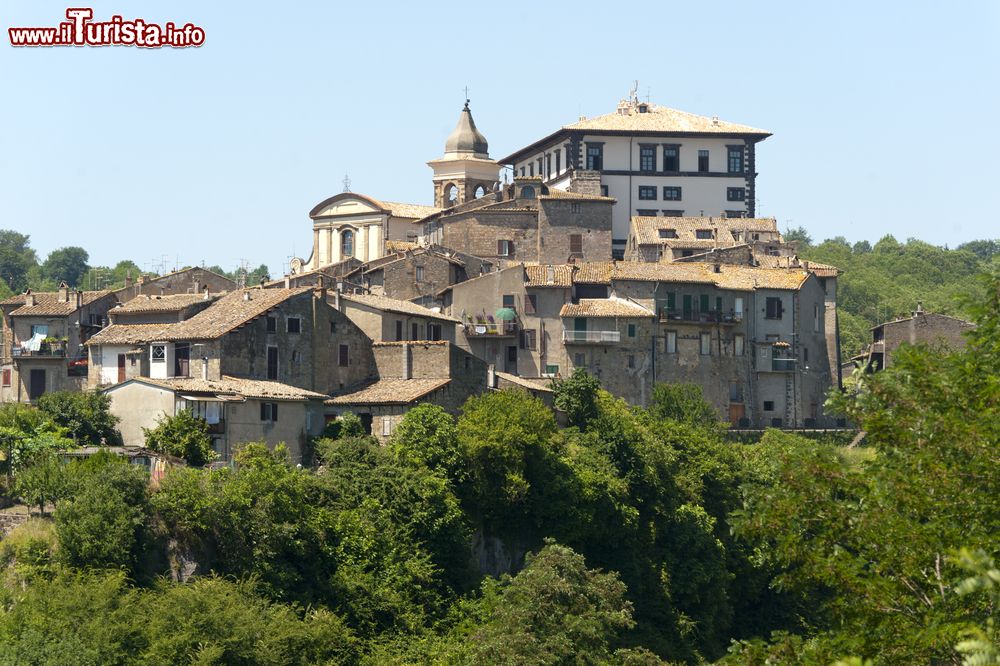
[524,264,574,288]
[612,262,811,291]
[754,254,841,277]
[167,288,312,340]
[86,323,174,346]
[384,239,421,253]
[573,262,614,284]
[630,216,779,247]
[565,103,770,136]
[325,378,450,405]
[560,297,654,318]
[114,293,216,314]
[379,201,442,219]
[339,292,459,323]
[539,190,616,202]
[5,290,113,316]
[89,288,312,344]
[495,372,554,393]
[136,376,327,401]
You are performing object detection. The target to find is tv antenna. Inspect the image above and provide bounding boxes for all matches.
[342,173,351,193]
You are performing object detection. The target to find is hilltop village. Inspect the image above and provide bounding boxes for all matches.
[3,94,863,460]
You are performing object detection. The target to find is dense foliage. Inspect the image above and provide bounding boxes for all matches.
[0,269,996,663]
[798,233,998,356]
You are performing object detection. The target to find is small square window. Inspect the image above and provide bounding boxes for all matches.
[287,317,301,334]
[571,202,582,214]
[627,323,636,338]
[638,186,657,200]
[382,417,392,437]
[766,297,783,320]
[663,186,681,201]
[498,240,514,257]
[727,187,746,202]
[260,402,279,422]
[763,401,775,412]
[502,294,515,309]
[696,229,713,240]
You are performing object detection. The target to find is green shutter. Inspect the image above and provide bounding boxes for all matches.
[700,294,710,313]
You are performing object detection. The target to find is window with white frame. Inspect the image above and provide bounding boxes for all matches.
[700,331,711,355]
[151,344,166,362]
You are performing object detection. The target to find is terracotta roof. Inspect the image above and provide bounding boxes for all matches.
[86,323,174,346]
[379,201,442,219]
[630,216,779,247]
[560,297,654,318]
[565,103,770,136]
[325,378,450,405]
[5,290,113,316]
[114,293,216,314]
[613,262,811,291]
[538,190,616,202]
[89,288,313,344]
[338,293,459,323]
[754,254,841,277]
[573,262,614,284]
[371,340,450,347]
[384,240,421,253]
[167,288,312,340]
[524,265,574,288]
[135,376,327,401]
[495,372,554,393]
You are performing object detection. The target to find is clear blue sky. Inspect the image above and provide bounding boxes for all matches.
[2,0,997,278]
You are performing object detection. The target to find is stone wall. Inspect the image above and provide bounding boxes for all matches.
[882,312,975,368]
[537,198,613,263]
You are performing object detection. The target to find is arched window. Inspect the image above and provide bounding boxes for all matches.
[521,185,536,200]
[474,184,487,199]
[341,229,354,258]
[445,184,458,205]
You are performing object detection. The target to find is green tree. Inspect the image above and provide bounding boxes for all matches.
[41,247,89,288]
[551,367,602,428]
[55,457,150,572]
[648,383,721,429]
[37,391,120,446]
[15,450,71,514]
[0,230,38,292]
[440,541,635,664]
[142,409,215,466]
[783,226,812,247]
[389,403,462,479]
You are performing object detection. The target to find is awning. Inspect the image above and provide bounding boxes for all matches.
[178,394,233,402]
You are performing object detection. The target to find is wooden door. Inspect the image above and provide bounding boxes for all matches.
[28,369,45,400]
[117,354,126,383]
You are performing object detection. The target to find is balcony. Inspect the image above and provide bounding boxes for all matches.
[464,322,519,338]
[771,358,797,372]
[563,329,621,344]
[12,345,66,359]
[660,308,742,325]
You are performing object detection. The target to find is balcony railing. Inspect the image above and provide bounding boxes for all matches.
[563,329,621,344]
[660,308,741,325]
[12,346,66,358]
[771,358,797,372]
[464,322,519,337]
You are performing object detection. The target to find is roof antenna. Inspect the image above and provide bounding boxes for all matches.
[342,173,351,193]
[629,80,639,105]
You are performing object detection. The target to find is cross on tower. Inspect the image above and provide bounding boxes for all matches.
[464,86,470,106]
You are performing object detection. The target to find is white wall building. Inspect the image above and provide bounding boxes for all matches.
[499,96,771,259]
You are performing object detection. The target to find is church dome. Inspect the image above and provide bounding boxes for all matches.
[445,101,489,155]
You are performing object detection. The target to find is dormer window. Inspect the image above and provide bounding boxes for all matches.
[659,229,678,239]
[696,229,713,240]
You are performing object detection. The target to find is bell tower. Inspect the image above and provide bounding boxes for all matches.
[428,100,500,208]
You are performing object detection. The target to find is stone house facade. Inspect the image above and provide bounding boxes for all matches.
[0,285,119,403]
[855,307,975,372]
[331,291,458,344]
[114,266,236,301]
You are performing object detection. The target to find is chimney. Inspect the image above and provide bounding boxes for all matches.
[74,291,83,309]
[137,274,146,285]
[57,282,69,303]
[546,265,555,284]
[193,280,201,294]
[243,291,252,302]
[25,293,35,307]
[202,286,210,300]
[487,363,496,388]
[402,343,412,380]
[124,271,134,288]
[712,115,719,126]
[202,357,209,380]
[913,301,924,316]
[284,275,291,288]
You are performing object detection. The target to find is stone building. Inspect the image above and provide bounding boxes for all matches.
[417,175,615,265]
[626,216,785,262]
[0,284,119,402]
[447,261,838,427]
[499,92,772,258]
[854,305,975,372]
[114,266,236,301]
[325,341,488,441]
[427,101,501,208]
[331,291,459,344]
[102,376,327,463]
